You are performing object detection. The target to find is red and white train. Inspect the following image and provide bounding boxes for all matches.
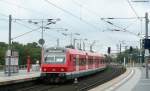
[41,47,106,83]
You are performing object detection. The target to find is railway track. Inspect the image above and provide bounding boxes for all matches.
[78,65,124,91]
[0,65,125,91]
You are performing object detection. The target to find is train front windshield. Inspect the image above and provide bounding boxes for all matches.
[45,56,66,64]
[44,49,66,64]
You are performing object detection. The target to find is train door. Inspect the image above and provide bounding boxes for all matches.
[70,54,75,71]
[93,56,95,69]
[75,55,79,72]
[86,55,88,70]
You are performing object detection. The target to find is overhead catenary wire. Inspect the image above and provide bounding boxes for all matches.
[101,19,142,38]
[14,21,65,47]
[0,12,59,40]
[0,0,91,35]
[44,0,120,45]
[126,0,140,19]
[101,17,144,20]
[72,0,143,38]
[0,12,68,47]
[71,0,101,17]
[11,21,42,40]
[72,0,124,42]
[0,1,142,49]
[71,0,134,43]
[0,6,84,47]
[0,0,49,17]
[13,20,63,40]
[44,0,101,31]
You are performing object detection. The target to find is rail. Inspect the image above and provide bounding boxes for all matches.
[78,65,125,91]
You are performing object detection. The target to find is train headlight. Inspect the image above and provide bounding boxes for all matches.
[44,68,47,72]
[61,68,64,71]
[52,68,56,71]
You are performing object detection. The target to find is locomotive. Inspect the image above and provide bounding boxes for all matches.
[41,47,106,83]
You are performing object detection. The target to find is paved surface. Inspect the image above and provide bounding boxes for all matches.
[89,67,142,91]
[89,68,134,91]
[0,69,41,85]
[132,68,150,91]
[114,67,141,91]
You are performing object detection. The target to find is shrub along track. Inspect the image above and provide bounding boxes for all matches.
[0,65,126,91]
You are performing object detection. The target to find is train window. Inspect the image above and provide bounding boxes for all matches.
[88,59,93,65]
[79,58,86,66]
[55,57,65,63]
[45,57,54,63]
[56,58,63,62]
[45,56,66,64]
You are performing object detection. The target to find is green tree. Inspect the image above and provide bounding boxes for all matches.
[0,42,41,66]
[12,42,41,65]
[116,48,140,64]
[0,42,8,65]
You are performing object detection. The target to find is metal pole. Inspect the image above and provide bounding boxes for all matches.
[124,57,126,67]
[70,33,72,46]
[73,38,76,48]
[120,43,121,54]
[79,39,81,50]
[140,39,142,65]
[41,20,44,46]
[90,45,92,52]
[8,15,12,76]
[57,38,59,47]
[130,54,132,67]
[145,12,149,79]
[41,20,44,64]
[83,41,85,51]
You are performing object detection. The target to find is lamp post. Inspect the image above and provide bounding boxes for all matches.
[145,13,149,79]
[82,38,88,51]
[73,38,77,48]
[7,15,12,76]
[90,40,96,52]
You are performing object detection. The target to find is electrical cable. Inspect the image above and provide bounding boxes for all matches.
[0,0,48,17]
[44,0,101,31]
[13,20,62,40]
[102,19,143,38]
[126,0,140,18]
[44,0,120,45]
[71,0,101,17]
[11,23,41,40]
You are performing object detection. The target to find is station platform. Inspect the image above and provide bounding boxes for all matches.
[89,66,150,91]
[0,69,41,86]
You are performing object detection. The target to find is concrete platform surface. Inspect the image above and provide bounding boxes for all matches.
[132,68,150,91]
[114,67,141,91]
[89,67,141,91]
[0,70,41,85]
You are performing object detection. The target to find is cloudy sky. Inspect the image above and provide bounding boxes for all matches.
[0,0,150,53]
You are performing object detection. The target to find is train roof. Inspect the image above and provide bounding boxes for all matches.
[67,48,103,57]
[45,47,104,57]
[66,48,86,55]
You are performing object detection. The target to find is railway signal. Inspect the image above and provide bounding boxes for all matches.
[107,47,111,54]
[129,46,133,53]
[142,39,150,49]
